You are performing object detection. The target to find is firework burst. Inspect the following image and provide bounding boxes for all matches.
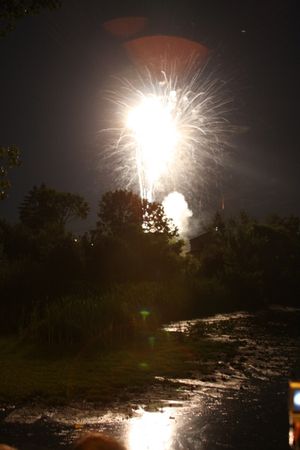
[103,60,232,202]
[100,57,234,236]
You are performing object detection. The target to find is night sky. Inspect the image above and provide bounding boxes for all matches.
[1,0,299,233]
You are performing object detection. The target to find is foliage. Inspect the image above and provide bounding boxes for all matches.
[0,0,61,36]
[87,229,185,285]
[24,295,139,347]
[193,211,300,307]
[23,281,186,346]
[19,184,89,232]
[96,189,177,237]
[0,257,45,332]
[85,190,183,285]
[0,145,21,200]
[1,183,300,343]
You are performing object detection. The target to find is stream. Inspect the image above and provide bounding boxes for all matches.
[1,307,300,450]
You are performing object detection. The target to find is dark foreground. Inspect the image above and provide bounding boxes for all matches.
[1,307,300,450]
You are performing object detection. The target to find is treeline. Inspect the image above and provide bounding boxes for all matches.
[0,185,188,345]
[0,184,299,347]
[193,211,300,310]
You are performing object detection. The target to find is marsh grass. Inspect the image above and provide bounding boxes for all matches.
[0,280,238,404]
[22,281,188,347]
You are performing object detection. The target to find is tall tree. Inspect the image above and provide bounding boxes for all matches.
[19,184,89,231]
[96,190,177,238]
[88,190,182,284]
[0,145,21,200]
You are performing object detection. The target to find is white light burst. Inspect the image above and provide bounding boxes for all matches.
[102,62,233,233]
[127,93,178,201]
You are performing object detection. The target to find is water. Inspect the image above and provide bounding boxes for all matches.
[1,307,300,450]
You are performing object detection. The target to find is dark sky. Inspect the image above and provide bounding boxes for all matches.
[1,0,299,231]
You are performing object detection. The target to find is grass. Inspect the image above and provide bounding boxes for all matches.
[0,330,237,404]
[20,283,187,347]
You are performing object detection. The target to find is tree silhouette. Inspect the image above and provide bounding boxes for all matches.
[19,184,89,232]
[0,145,21,200]
[96,190,177,238]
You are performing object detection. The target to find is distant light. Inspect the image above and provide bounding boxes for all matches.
[289,428,294,447]
[294,391,300,408]
[241,29,246,33]
[74,238,78,243]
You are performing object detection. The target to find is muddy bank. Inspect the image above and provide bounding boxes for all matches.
[1,307,300,450]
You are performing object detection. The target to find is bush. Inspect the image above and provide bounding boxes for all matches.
[0,258,45,332]
[25,295,135,346]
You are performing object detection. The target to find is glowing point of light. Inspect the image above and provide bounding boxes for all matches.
[289,428,294,447]
[294,391,300,407]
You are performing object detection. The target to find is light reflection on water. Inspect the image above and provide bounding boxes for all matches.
[127,406,178,450]
[163,311,254,332]
[2,308,300,450]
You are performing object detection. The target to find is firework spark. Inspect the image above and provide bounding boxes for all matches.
[102,60,233,234]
